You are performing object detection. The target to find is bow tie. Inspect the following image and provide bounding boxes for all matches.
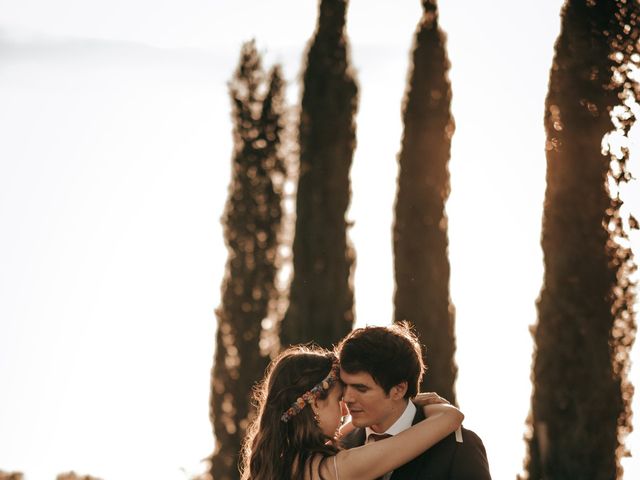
[368,433,392,442]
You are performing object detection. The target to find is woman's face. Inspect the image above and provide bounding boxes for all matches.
[314,382,348,438]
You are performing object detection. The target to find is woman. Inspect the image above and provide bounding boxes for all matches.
[241,345,463,480]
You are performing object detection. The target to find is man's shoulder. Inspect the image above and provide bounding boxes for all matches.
[406,410,492,480]
[412,408,487,450]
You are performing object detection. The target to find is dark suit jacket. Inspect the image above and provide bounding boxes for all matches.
[341,409,492,480]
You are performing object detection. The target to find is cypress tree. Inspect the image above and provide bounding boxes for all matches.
[280,0,358,348]
[526,1,638,478]
[210,41,285,480]
[393,0,457,403]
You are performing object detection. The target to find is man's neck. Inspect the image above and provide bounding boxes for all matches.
[370,399,410,433]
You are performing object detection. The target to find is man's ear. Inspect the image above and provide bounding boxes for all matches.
[390,381,408,400]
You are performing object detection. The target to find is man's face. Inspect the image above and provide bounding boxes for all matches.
[340,368,406,433]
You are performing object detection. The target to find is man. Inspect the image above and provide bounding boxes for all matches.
[337,322,492,480]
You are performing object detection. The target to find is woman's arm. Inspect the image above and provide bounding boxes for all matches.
[332,403,463,480]
[337,391,448,441]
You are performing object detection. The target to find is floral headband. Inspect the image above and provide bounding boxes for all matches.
[281,361,341,422]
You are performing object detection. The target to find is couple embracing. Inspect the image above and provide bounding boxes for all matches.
[241,322,492,480]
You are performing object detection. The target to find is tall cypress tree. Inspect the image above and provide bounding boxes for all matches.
[210,41,285,480]
[393,0,457,403]
[280,0,358,348]
[526,1,638,478]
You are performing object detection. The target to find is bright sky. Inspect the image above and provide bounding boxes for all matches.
[1,0,638,479]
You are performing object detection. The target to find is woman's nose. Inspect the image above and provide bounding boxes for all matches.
[340,400,349,417]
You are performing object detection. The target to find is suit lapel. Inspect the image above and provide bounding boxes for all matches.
[389,454,426,480]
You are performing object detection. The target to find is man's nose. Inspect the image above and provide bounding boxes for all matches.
[342,385,355,403]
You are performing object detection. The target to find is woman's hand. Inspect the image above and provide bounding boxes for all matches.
[412,392,450,407]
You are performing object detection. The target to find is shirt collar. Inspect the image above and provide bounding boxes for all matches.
[365,400,416,441]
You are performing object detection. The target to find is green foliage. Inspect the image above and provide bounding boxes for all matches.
[525,1,638,478]
[280,0,359,349]
[393,0,457,403]
[210,41,286,480]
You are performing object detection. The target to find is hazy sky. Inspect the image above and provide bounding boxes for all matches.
[1,1,638,479]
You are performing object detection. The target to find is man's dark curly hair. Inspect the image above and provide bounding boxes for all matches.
[336,321,426,398]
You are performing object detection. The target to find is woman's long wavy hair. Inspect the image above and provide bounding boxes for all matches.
[240,345,340,480]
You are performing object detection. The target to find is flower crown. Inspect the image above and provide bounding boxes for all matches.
[280,361,341,422]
